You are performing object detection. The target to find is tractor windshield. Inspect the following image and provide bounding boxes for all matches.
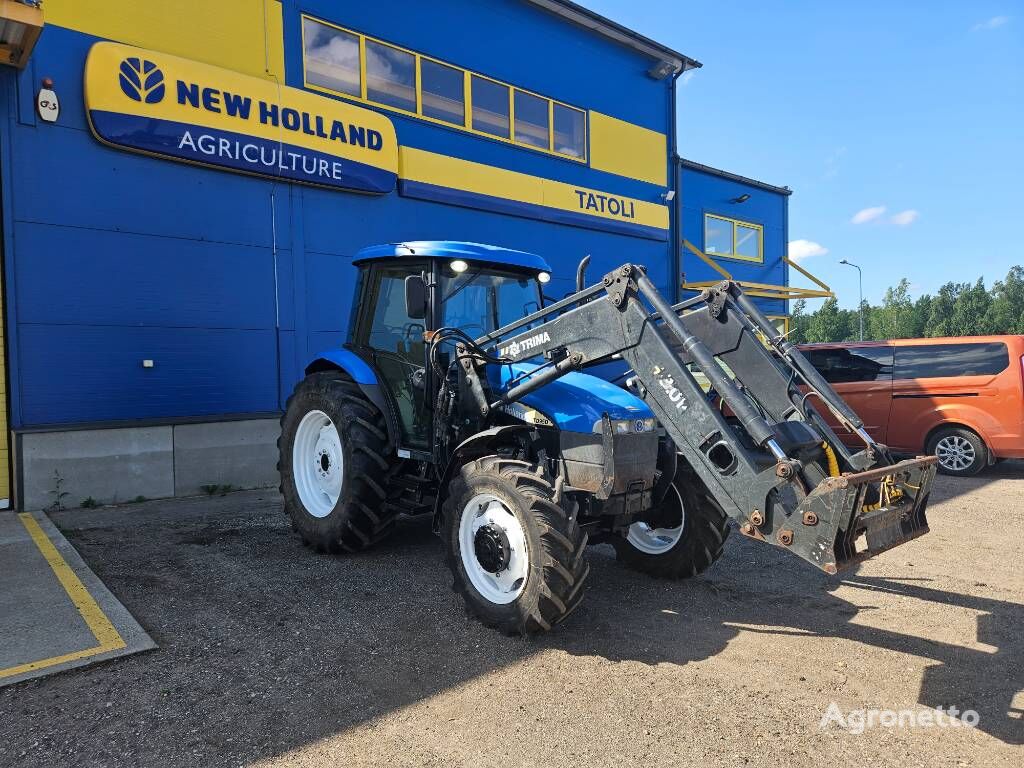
[440,264,542,337]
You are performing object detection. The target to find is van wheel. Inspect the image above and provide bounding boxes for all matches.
[927,427,988,477]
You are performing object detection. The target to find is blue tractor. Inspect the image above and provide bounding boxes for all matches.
[279,242,936,634]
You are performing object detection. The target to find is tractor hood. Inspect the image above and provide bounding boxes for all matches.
[487,364,654,434]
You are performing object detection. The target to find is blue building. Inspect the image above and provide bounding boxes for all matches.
[0,1,828,509]
[678,158,831,334]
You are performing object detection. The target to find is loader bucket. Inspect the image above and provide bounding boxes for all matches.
[750,456,937,574]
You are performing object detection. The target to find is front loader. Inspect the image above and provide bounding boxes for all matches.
[279,241,936,635]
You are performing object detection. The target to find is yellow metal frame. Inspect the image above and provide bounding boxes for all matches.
[680,239,834,300]
[301,14,587,162]
[703,213,764,263]
[0,0,44,69]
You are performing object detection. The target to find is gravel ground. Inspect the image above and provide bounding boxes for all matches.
[1,463,1022,767]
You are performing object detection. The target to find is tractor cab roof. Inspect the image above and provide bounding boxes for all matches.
[353,241,552,274]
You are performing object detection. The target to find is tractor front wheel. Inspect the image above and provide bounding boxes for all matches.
[279,372,400,553]
[612,472,729,579]
[443,457,589,634]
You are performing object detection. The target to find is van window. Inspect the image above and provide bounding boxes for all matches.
[803,347,893,384]
[894,342,1009,379]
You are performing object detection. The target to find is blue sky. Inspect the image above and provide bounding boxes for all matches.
[585,1,1023,308]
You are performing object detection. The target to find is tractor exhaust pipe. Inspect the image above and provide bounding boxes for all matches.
[576,255,591,293]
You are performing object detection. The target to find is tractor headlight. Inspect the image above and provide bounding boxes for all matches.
[537,271,551,284]
[450,259,469,273]
[594,418,657,434]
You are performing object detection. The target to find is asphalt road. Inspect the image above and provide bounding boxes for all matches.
[2,464,1022,767]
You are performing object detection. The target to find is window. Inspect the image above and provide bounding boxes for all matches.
[553,103,586,159]
[302,17,360,97]
[365,39,416,112]
[300,15,586,161]
[515,90,549,149]
[803,346,894,384]
[421,58,464,125]
[704,214,764,263]
[894,342,1009,380]
[471,76,510,138]
[440,266,541,335]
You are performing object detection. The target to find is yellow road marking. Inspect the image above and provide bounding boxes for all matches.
[0,514,126,680]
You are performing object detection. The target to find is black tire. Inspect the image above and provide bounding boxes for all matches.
[443,456,589,635]
[278,371,400,552]
[927,426,988,477]
[612,472,729,579]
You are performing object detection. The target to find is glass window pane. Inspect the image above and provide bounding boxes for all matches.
[303,18,360,97]
[704,216,733,255]
[736,224,761,260]
[514,91,550,149]
[894,342,1009,379]
[805,347,893,383]
[553,104,586,158]
[421,59,464,125]
[366,39,416,111]
[472,76,510,138]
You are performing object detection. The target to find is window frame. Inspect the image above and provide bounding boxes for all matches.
[300,14,587,163]
[703,213,764,264]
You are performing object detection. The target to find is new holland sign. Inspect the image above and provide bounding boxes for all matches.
[84,42,398,193]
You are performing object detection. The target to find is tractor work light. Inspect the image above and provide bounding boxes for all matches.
[450,259,469,273]
[537,271,551,284]
[0,0,43,69]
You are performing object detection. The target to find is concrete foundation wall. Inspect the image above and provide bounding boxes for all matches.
[18,419,280,511]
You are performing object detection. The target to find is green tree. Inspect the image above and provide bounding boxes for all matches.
[870,278,915,340]
[909,294,932,337]
[924,282,962,337]
[983,266,1024,334]
[789,299,810,343]
[948,278,992,337]
[805,297,848,342]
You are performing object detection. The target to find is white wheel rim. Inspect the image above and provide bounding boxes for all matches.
[293,410,343,518]
[935,435,976,472]
[459,493,529,605]
[627,482,686,555]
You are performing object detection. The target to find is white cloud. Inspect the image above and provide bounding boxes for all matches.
[788,239,829,263]
[972,16,1009,31]
[680,70,696,86]
[890,209,920,226]
[851,206,886,224]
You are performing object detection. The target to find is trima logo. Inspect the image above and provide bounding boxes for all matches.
[119,58,165,104]
[499,332,551,360]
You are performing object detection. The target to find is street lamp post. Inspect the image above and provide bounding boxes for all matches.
[839,259,864,341]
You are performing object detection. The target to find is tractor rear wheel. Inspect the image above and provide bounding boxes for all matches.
[612,471,729,579]
[443,456,589,635]
[279,372,400,552]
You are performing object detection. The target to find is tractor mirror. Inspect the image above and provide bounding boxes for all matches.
[404,275,427,320]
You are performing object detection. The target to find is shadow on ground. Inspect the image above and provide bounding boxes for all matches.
[1,469,1021,766]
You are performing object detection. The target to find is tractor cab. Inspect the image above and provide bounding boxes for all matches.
[346,242,555,451]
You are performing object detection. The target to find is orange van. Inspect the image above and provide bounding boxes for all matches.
[799,336,1024,476]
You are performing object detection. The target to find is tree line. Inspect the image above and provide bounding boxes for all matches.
[789,265,1024,343]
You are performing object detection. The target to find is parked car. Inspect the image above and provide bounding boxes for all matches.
[799,336,1024,476]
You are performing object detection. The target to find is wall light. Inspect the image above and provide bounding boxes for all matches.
[730,193,751,204]
[0,0,44,69]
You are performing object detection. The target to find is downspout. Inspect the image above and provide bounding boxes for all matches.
[669,67,681,302]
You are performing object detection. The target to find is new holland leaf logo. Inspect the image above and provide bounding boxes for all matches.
[119,57,165,104]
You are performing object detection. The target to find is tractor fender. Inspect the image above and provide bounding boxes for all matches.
[305,349,399,448]
[431,425,537,532]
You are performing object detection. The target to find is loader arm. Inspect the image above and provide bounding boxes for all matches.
[458,264,934,574]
